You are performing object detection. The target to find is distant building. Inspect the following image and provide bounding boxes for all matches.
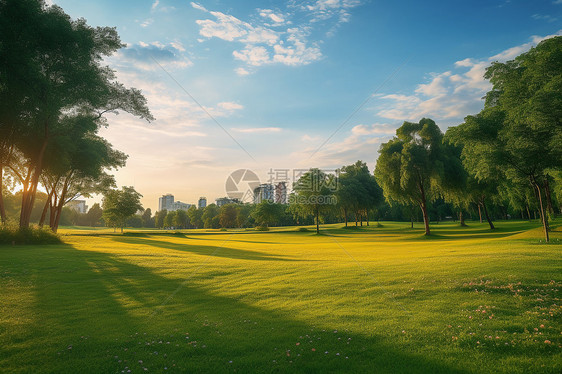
[253,184,274,204]
[198,197,207,209]
[68,200,88,214]
[275,182,288,204]
[159,194,174,211]
[169,201,192,211]
[215,197,239,207]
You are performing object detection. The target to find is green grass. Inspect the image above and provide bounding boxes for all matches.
[1,220,561,373]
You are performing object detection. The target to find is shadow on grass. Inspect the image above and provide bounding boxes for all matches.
[110,236,297,262]
[1,243,473,373]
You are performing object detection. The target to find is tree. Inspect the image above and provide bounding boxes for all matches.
[155,209,167,229]
[477,36,562,241]
[252,201,283,228]
[187,205,203,229]
[164,211,175,229]
[0,0,153,229]
[219,204,238,228]
[141,208,153,228]
[290,168,337,234]
[102,186,143,233]
[375,118,448,236]
[202,204,219,229]
[173,209,189,229]
[38,132,126,232]
[85,203,103,227]
[337,161,383,227]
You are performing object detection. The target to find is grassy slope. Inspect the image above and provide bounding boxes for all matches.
[0,221,560,373]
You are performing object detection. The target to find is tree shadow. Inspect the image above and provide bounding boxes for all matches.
[2,243,473,373]
[110,236,297,262]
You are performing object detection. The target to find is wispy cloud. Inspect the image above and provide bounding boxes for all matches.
[191,1,362,71]
[232,127,282,133]
[531,14,557,22]
[115,41,192,71]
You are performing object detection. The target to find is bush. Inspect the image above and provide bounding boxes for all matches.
[297,227,309,232]
[255,225,269,231]
[0,224,61,245]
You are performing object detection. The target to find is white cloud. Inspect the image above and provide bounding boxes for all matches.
[140,18,154,28]
[259,9,287,26]
[217,102,244,111]
[376,31,562,127]
[233,46,271,66]
[232,127,282,133]
[151,0,159,11]
[192,2,361,69]
[531,14,557,22]
[235,67,250,76]
[190,2,208,12]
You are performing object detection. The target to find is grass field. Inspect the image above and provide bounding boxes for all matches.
[1,221,561,373]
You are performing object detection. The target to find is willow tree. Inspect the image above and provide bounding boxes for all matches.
[0,0,153,228]
[375,118,449,236]
[448,36,562,241]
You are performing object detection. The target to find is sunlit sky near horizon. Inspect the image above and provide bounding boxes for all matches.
[46,0,562,212]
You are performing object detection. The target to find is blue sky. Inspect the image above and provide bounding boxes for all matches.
[46,0,562,211]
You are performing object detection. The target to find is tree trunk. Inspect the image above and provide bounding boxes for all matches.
[481,200,495,230]
[366,210,369,226]
[531,179,549,242]
[544,178,554,215]
[418,180,430,235]
[344,207,348,227]
[410,215,414,229]
[459,210,466,227]
[38,197,49,227]
[0,164,6,224]
[525,204,531,221]
[315,206,319,234]
[19,139,48,228]
[360,213,363,226]
[477,204,482,223]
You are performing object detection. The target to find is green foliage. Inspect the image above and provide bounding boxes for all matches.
[0,224,60,245]
[102,186,143,233]
[187,205,203,229]
[375,118,448,235]
[252,201,284,228]
[219,204,238,228]
[290,168,337,233]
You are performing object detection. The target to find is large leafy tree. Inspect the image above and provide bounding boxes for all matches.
[290,168,337,234]
[0,0,153,228]
[252,201,283,228]
[337,161,383,227]
[375,118,448,236]
[102,186,143,233]
[449,36,562,241]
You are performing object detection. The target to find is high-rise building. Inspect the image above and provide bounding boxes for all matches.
[275,182,287,204]
[170,201,192,211]
[68,200,88,214]
[198,197,207,209]
[159,194,174,211]
[215,197,239,207]
[253,184,274,204]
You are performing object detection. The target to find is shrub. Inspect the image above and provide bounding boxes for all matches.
[255,225,269,231]
[0,224,61,245]
[297,227,309,232]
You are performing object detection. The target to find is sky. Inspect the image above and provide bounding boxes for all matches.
[46,0,562,212]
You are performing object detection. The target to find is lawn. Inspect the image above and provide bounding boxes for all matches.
[0,221,560,373]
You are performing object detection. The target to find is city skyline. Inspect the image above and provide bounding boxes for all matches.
[45,0,562,211]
